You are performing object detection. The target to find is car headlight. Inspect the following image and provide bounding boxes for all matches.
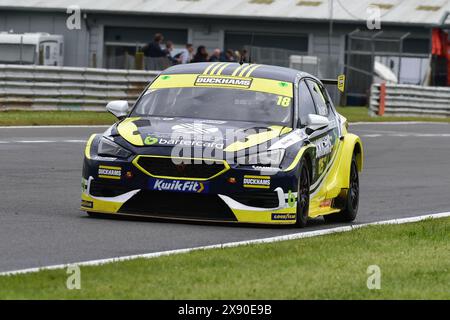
[236,149,285,167]
[98,137,132,158]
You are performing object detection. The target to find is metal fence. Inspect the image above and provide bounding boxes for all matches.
[0,65,159,111]
[246,46,308,68]
[344,29,428,106]
[369,83,450,117]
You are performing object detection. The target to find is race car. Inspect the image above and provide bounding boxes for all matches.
[81,62,363,227]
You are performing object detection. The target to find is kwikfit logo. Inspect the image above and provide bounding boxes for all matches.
[151,179,206,193]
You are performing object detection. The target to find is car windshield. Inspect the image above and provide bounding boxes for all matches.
[132,87,293,126]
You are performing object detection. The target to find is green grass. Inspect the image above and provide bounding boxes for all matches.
[1,218,449,299]
[0,107,449,126]
[336,107,450,123]
[0,110,116,126]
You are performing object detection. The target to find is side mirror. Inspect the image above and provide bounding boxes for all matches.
[106,100,129,120]
[305,114,330,134]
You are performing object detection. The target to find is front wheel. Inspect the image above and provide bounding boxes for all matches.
[295,159,310,227]
[324,156,359,223]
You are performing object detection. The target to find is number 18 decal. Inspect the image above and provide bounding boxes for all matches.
[276,96,291,107]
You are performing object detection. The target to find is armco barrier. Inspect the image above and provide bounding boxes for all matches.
[0,65,159,111]
[369,83,450,117]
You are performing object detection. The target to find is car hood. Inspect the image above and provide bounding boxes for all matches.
[113,116,293,152]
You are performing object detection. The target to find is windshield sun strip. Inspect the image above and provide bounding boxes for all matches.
[149,74,294,98]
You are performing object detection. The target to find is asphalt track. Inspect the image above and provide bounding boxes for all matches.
[0,122,449,272]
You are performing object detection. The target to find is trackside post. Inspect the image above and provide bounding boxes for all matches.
[378,82,386,116]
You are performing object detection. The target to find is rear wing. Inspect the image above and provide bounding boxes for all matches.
[320,74,346,93]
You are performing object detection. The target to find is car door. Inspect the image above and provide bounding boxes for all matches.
[302,79,340,193]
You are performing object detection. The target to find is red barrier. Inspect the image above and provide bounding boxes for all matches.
[378,82,386,116]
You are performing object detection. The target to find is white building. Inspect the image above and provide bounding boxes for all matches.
[1,0,449,104]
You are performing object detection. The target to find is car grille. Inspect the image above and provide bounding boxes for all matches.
[119,190,237,221]
[134,156,228,180]
[230,191,280,209]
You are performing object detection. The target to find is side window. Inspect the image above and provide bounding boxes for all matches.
[306,80,329,117]
[45,45,50,60]
[298,80,317,127]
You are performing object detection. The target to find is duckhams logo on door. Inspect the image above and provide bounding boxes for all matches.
[149,178,208,193]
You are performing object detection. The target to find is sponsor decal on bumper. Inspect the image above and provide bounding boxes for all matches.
[98,165,122,180]
[149,178,208,193]
[243,175,271,189]
[271,213,296,221]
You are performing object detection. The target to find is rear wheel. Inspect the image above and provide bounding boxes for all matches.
[324,156,359,223]
[295,159,310,227]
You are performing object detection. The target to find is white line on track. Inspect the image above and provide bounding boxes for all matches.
[0,122,447,129]
[1,212,449,277]
[2,133,450,143]
[0,125,109,129]
[361,134,382,137]
[16,140,58,143]
[361,133,450,138]
[351,121,449,125]
[0,140,86,144]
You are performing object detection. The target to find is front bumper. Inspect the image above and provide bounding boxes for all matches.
[81,154,300,225]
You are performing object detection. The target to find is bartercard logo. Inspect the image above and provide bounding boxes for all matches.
[150,179,207,193]
[158,138,224,150]
[195,75,252,88]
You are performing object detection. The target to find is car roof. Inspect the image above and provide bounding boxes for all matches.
[161,62,317,83]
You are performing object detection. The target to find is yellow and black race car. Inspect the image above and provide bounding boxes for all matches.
[81,62,363,227]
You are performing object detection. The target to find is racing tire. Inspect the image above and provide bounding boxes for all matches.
[324,155,359,223]
[295,159,311,227]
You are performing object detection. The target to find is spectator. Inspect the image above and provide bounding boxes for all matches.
[209,49,221,62]
[165,40,178,65]
[224,49,236,62]
[234,51,241,63]
[166,41,174,54]
[142,33,167,58]
[192,45,209,63]
[176,43,194,64]
[239,49,249,63]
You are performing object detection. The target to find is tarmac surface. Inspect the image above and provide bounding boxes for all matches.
[0,122,449,272]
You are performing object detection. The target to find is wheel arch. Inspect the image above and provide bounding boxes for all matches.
[353,139,364,172]
[302,151,314,182]
[337,133,364,189]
